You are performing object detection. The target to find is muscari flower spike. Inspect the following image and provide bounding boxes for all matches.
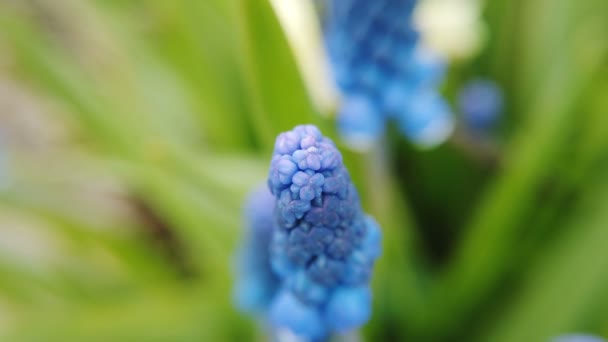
[457,78,503,134]
[324,0,454,150]
[265,125,382,340]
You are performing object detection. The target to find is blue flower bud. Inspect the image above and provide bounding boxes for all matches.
[324,0,454,149]
[458,78,504,133]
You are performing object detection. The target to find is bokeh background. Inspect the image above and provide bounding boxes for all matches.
[0,0,607,341]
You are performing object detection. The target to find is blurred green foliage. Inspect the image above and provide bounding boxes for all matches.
[0,0,607,341]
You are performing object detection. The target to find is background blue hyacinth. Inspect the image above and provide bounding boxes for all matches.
[0,0,608,341]
[324,0,454,150]
[458,78,504,135]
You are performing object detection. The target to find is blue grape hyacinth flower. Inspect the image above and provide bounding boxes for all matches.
[324,0,454,150]
[233,185,280,314]
[267,125,382,340]
[458,78,504,134]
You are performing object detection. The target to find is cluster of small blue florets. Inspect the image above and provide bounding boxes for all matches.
[266,125,382,340]
[324,0,453,149]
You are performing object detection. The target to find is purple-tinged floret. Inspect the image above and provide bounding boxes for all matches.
[291,171,325,202]
[287,226,334,265]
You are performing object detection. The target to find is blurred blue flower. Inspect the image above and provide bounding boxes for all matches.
[336,95,384,152]
[233,185,280,314]
[458,78,504,134]
[324,0,454,150]
[552,334,607,342]
[267,125,382,339]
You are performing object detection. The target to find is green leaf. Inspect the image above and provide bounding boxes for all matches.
[0,11,142,157]
[3,289,255,341]
[137,0,253,149]
[480,174,608,342]
[234,0,320,152]
[425,0,608,335]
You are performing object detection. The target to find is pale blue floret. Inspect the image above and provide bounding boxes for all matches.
[269,290,326,340]
[287,270,330,305]
[324,286,371,333]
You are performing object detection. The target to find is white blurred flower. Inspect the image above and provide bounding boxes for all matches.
[270,0,340,115]
[414,0,486,60]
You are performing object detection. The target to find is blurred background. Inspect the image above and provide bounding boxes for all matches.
[0,0,607,341]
